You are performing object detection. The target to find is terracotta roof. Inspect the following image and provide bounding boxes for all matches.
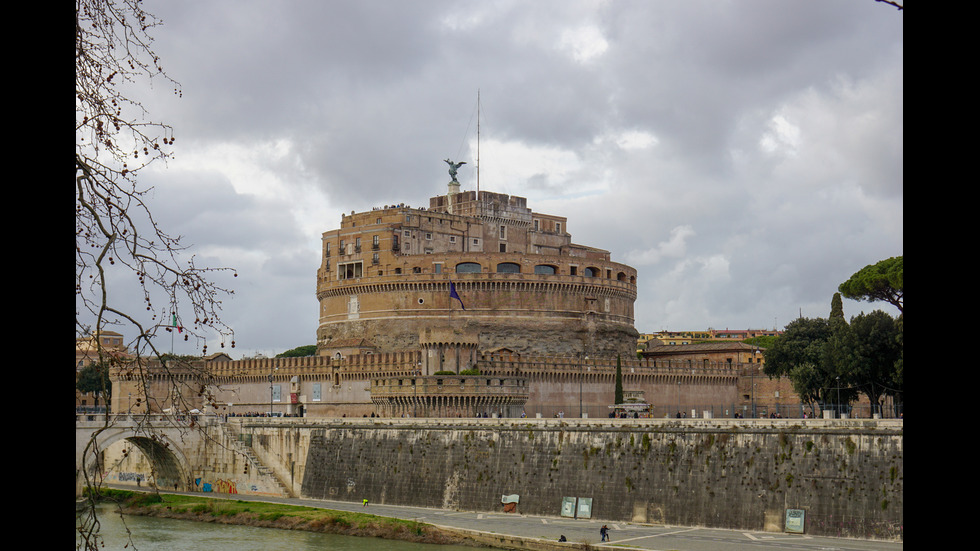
[642,341,764,356]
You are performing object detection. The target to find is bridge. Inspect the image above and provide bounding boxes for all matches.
[75,414,903,540]
[76,414,218,496]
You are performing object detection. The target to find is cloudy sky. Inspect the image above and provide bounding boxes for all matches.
[118,0,902,358]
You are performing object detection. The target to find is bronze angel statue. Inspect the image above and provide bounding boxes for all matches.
[444,158,466,183]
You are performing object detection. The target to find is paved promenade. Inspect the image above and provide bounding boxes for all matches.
[127,486,903,551]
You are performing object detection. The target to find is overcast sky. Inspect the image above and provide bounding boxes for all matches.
[118,0,902,358]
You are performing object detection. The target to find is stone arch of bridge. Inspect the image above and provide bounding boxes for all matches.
[78,426,192,492]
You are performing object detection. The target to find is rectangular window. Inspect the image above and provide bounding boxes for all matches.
[449,236,457,243]
[312,383,322,401]
[500,225,507,240]
[555,222,562,233]
[338,261,363,280]
[533,219,539,231]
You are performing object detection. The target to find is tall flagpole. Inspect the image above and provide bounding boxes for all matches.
[476,88,480,201]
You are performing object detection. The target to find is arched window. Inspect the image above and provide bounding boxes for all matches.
[534,264,557,275]
[455,262,482,273]
[496,262,521,273]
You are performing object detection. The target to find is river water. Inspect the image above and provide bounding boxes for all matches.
[78,504,477,551]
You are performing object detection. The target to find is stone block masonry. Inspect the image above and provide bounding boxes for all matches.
[297,418,902,540]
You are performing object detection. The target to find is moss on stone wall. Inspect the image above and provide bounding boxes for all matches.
[296,420,902,540]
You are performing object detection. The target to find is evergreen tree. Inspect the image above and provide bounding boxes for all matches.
[76,362,112,410]
[839,256,903,314]
[846,310,902,416]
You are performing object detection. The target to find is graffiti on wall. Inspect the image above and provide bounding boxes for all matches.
[200,478,239,494]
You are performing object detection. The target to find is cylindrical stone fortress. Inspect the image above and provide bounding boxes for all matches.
[316,187,638,364]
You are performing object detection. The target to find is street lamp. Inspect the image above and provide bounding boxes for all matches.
[836,376,840,419]
[677,381,681,418]
[269,366,279,417]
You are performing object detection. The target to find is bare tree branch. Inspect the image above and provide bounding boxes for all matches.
[875,0,903,10]
[76,1,237,548]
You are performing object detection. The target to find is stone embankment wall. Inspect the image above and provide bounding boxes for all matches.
[295,418,902,540]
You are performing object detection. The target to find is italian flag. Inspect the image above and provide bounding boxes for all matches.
[172,314,183,333]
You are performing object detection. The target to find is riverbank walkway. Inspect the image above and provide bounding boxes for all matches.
[109,485,902,551]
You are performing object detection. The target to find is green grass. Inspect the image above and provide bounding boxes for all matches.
[89,489,434,539]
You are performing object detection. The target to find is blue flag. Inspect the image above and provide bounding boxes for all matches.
[449,280,465,310]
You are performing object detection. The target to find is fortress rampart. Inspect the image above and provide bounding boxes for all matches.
[112,353,744,418]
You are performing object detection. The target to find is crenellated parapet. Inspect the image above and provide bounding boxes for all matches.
[204,350,423,380]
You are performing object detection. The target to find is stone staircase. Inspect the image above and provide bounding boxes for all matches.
[220,421,294,497]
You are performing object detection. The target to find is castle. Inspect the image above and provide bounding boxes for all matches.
[317,184,639,366]
[109,183,757,419]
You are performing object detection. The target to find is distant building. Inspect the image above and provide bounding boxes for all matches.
[640,341,766,368]
[639,328,781,350]
[75,330,129,411]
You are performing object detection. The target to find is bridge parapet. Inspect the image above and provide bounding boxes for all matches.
[75,413,222,428]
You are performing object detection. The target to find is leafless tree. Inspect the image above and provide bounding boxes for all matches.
[76,0,236,548]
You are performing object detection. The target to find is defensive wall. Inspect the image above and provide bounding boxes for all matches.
[113,353,743,419]
[250,417,902,540]
[82,415,902,540]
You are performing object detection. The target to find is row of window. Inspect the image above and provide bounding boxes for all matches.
[329,259,630,280]
[376,378,518,387]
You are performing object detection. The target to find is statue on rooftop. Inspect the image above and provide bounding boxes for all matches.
[444,158,466,183]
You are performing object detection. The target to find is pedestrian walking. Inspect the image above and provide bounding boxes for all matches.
[362,498,369,507]
[600,525,609,542]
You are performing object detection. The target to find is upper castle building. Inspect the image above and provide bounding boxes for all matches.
[316,184,638,374]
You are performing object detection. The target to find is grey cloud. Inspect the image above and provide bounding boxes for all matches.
[109,0,902,356]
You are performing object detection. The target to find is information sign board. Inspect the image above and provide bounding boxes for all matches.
[560,497,577,518]
[785,508,806,534]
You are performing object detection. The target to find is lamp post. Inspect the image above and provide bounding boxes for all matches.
[677,381,681,418]
[836,376,840,419]
[269,366,279,417]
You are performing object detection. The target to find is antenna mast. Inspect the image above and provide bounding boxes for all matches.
[476,89,481,196]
